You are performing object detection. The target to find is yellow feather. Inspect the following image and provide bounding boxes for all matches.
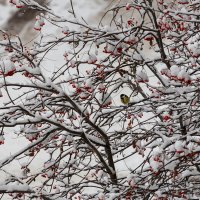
[120,94,129,105]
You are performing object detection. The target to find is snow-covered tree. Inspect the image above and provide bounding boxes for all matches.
[0,0,200,199]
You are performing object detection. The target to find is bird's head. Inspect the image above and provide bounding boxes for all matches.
[120,94,125,98]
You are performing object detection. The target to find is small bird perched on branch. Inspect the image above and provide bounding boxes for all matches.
[120,94,130,105]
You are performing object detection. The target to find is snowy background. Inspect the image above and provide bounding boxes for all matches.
[0,1,145,198]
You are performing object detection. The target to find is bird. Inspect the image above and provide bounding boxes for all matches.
[120,94,130,105]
